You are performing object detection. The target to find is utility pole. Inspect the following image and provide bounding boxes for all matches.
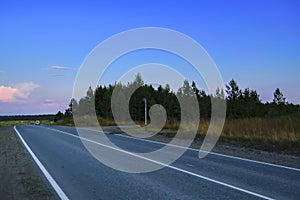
[142,97,147,131]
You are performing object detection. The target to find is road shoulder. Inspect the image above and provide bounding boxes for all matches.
[0,126,56,200]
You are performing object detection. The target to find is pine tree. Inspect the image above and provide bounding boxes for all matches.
[273,88,286,105]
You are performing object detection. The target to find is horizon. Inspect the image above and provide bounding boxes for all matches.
[1,0,300,115]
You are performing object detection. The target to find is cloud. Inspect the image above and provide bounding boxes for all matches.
[50,74,65,77]
[0,86,17,102]
[47,66,76,71]
[42,99,61,110]
[46,66,76,77]
[44,99,54,104]
[0,70,4,74]
[0,82,39,103]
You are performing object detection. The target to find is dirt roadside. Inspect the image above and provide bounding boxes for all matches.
[0,126,56,200]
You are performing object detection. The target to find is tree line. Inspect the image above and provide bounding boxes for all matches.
[55,74,300,122]
[0,114,55,121]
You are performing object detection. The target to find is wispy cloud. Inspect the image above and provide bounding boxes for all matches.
[50,74,65,77]
[44,99,54,104]
[0,70,4,74]
[42,98,61,110]
[0,82,39,103]
[47,66,76,71]
[45,66,76,77]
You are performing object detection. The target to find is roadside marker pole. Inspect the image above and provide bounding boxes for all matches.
[142,97,147,131]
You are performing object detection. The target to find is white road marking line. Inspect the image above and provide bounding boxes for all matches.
[44,126,273,200]
[84,127,300,172]
[14,126,69,200]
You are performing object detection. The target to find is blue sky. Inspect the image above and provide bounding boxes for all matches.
[0,0,299,115]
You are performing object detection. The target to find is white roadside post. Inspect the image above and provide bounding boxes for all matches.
[142,97,147,131]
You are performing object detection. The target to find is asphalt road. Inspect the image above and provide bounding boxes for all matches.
[14,125,300,200]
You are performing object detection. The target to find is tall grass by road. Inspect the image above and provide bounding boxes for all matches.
[0,120,34,127]
[163,115,299,154]
[55,114,300,155]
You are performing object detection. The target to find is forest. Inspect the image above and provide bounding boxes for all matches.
[55,74,300,154]
[57,74,299,121]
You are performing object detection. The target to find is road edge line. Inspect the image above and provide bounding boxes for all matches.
[14,126,69,200]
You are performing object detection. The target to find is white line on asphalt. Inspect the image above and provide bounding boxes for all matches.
[45,126,274,200]
[84,127,300,172]
[14,126,69,200]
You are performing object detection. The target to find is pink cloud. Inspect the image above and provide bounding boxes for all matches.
[0,82,39,103]
[0,86,18,102]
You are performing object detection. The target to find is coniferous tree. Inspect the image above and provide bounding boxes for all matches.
[273,88,286,105]
[226,79,242,118]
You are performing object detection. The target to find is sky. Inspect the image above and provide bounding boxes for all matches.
[0,0,299,115]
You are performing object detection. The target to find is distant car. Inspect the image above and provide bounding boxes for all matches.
[35,120,41,125]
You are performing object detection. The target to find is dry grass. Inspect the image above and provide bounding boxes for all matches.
[221,117,299,142]
[154,116,300,154]
[220,117,299,154]
[0,120,55,127]
[163,117,299,142]
[0,120,34,127]
[54,115,300,154]
[55,116,118,127]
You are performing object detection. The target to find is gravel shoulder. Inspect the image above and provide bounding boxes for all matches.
[0,126,56,200]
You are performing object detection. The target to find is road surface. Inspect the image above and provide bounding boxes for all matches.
[14,125,300,200]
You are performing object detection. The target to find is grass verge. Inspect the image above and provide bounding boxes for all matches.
[161,116,300,155]
[54,115,300,155]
